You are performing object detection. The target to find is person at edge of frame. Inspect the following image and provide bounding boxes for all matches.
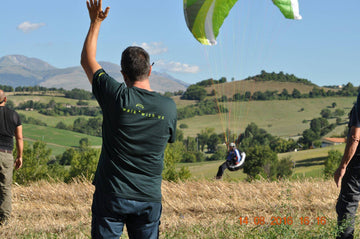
[0,89,23,226]
[334,92,360,239]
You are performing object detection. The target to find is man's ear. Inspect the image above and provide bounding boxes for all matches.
[121,71,131,86]
[3,97,6,103]
[148,65,152,77]
[121,71,128,81]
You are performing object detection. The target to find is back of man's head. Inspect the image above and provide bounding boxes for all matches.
[121,46,151,83]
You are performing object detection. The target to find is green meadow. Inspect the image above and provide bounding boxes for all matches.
[184,143,346,180]
[22,124,102,156]
[178,97,353,138]
[8,91,354,178]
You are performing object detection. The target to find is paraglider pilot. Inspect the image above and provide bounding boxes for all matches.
[215,143,245,179]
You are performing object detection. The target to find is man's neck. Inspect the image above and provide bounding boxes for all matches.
[129,79,153,92]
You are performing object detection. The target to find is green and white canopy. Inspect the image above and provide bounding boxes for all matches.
[184,0,302,45]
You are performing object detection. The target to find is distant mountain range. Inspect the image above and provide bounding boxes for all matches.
[0,55,189,93]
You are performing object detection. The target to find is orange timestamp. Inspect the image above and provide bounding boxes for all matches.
[239,216,327,226]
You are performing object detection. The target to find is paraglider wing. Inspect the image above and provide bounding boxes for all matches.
[183,0,238,45]
[272,0,302,20]
[184,0,302,45]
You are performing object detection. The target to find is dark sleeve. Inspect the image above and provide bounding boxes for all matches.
[168,118,177,143]
[14,111,21,126]
[92,68,124,109]
[351,105,360,128]
[168,101,177,143]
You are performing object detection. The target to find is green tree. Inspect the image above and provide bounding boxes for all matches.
[292,88,301,98]
[5,100,15,110]
[243,145,278,180]
[185,137,197,151]
[208,145,227,161]
[67,146,100,182]
[56,121,67,130]
[59,147,77,165]
[163,141,191,181]
[197,128,215,152]
[176,128,184,142]
[13,141,52,184]
[334,108,345,117]
[182,151,197,163]
[207,133,220,152]
[277,157,294,179]
[320,108,331,119]
[179,123,188,129]
[299,129,318,148]
[181,85,207,101]
[324,150,342,179]
[239,122,275,149]
[279,88,290,99]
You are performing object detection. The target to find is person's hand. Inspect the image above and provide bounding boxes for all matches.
[334,166,346,188]
[14,156,22,170]
[86,0,110,23]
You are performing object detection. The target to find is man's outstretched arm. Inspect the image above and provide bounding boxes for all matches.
[334,126,360,187]
[81,0,110,84]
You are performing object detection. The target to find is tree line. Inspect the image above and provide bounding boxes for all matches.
[181,82,360,103]
[0,85,94,100]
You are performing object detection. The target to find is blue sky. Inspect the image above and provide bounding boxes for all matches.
[1,0,359,86]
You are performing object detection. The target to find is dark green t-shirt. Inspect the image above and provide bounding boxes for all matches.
[92,69,177,202]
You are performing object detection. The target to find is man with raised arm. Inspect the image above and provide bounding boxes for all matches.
[80,1,177,238]
[0,89,23,226]
[334,92,360,239]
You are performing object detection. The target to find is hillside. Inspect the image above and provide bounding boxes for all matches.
[206,79,330,96]
[177,97,353,138]
[0,55,188,93]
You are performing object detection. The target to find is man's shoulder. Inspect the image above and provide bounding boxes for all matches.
[4,106,18,115]
[93,68,123,86]
[159,95,176,105]
[158,96,176,113]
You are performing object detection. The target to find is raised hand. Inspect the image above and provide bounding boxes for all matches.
[86,0,110,23]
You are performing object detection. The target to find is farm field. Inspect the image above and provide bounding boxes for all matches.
[178,97,353,138]
[23,124,101,155]
[13,93,351,174]
[7,93,99,107]
[183,143,346,180]
[0,179,351,238]
[2,90,356,238]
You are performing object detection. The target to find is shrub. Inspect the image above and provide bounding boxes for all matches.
[324,150,342,179]
[179,123,188,129]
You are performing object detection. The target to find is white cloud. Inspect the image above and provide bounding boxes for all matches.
[17,21,45,33]
[133,42,168,55]
[156,60,200,74]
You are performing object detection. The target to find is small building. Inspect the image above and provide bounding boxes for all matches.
[321,137,346,148]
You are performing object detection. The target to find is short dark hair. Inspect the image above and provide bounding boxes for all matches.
[121,46,151,83]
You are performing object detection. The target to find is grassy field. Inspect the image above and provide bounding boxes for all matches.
[23,124,102,155]
[7,93,98,107]
[0,179,351,238]
[19,110,95,128]
[178,97,353,138]
[13,94,352,167]
[2,90,356,238]
[183,143,346,180]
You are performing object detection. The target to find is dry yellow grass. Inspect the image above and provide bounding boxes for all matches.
[1,179,342,238]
